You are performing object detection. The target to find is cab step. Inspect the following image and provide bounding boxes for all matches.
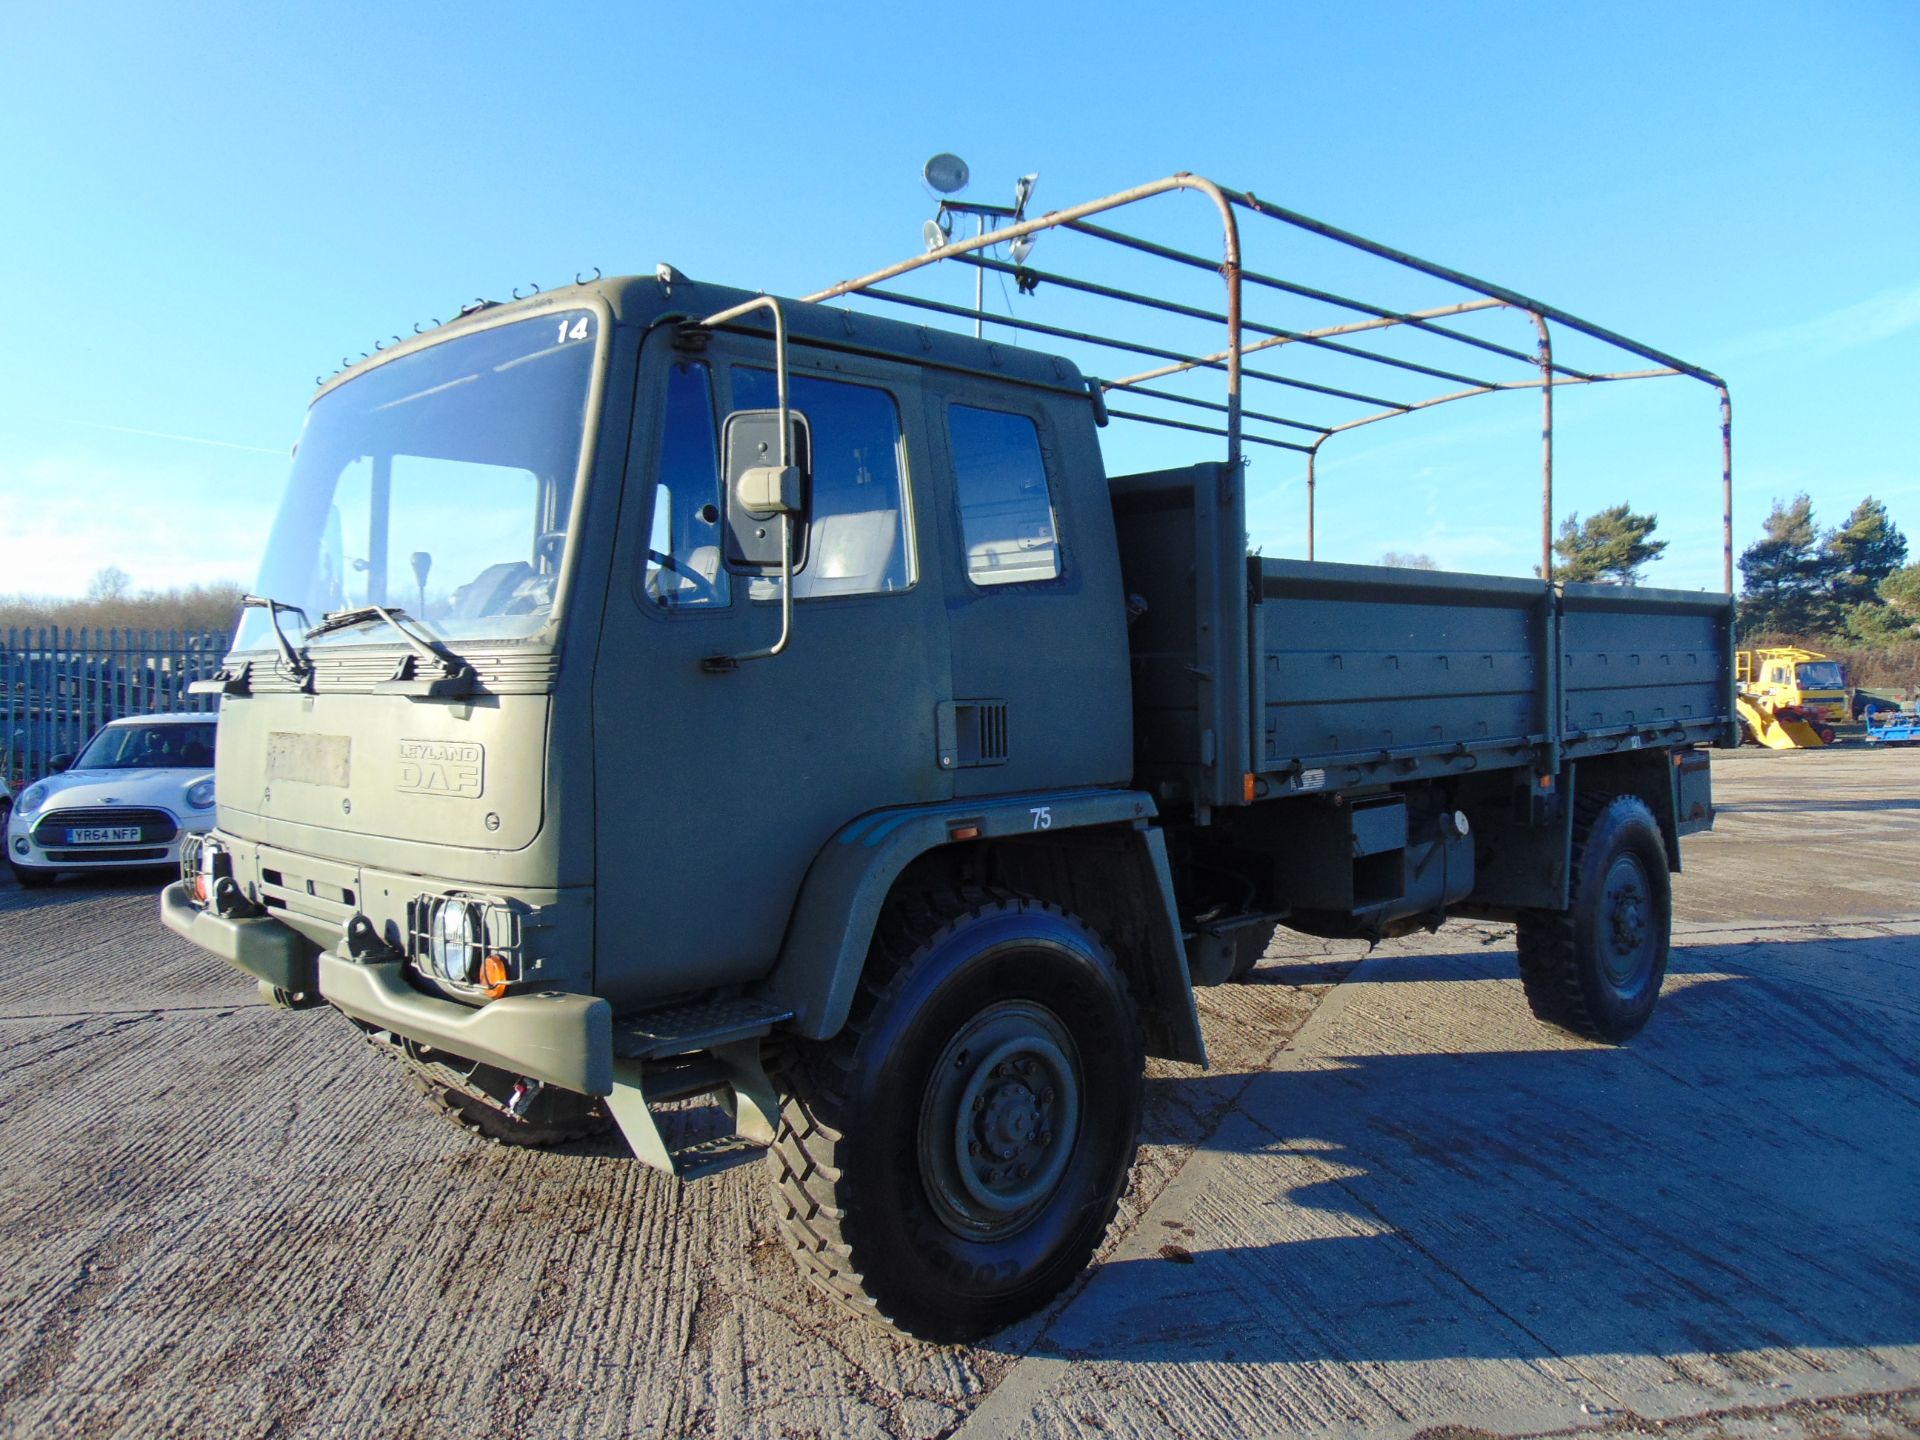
[606,996,794,1175]
[613,995,794,1059]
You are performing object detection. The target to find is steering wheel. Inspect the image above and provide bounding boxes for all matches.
[648,549,720,605]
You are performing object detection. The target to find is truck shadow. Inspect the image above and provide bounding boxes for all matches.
[1718,797,1920,814]
[1035,933,1920,1366]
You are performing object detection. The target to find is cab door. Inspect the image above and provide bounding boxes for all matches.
[920,379,1132,799]
[591,328,953,1009]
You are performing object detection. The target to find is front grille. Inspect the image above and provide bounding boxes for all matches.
[45,846,170,862]
[32,807,178,847]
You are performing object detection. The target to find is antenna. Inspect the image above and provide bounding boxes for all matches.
[918,154,1037,338]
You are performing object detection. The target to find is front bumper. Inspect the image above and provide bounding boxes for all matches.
[160,882,613,1095]
[13,816,200,871]
[161,881,317,991]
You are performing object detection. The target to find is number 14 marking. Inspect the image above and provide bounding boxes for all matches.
[556,316,591,342]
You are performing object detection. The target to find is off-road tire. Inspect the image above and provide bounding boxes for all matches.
[392,1043,613,1148]
[1516,791,1671,1043]
[769,887,1145,1342]
[9,861,56,889]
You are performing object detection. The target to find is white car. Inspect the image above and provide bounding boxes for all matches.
[7,714,217,888]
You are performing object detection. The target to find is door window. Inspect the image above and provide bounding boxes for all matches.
[947,405,1060,587]
[734,367,914,597]
[644,361,730,609]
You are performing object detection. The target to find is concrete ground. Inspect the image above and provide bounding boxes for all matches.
[0,745,1915,1439]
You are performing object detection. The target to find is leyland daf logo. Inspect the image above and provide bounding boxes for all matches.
[397,740,485,798]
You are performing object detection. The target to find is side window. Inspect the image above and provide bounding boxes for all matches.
[734,367,914,597]
[947,405,1060,587]
[644,362,730,609]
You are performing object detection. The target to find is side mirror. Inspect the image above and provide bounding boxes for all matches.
[48,753,73,773]
[721,409,811,570]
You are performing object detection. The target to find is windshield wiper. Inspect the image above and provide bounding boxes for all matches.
[192,594,309,696]
[308,604,476,697]
[243,594,311,676]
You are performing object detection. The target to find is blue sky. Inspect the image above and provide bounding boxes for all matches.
[1,1,1914,598]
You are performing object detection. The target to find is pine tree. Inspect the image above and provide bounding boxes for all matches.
[1825,496,1908,609]
[1738,494,1837,636]
[1881,563,1920,630]
[1552,504,1666,584]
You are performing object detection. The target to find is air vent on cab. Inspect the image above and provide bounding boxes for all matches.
[936,699,1010,769]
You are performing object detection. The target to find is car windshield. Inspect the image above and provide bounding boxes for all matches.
[1797,662,1845,688]
[235,309,600,654]
[75,723,217,770]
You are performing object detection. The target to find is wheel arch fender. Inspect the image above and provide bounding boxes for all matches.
[1573,752,1684,873]
[754,789,1206,1066]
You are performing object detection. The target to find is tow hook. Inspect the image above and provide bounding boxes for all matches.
[505,1078,543,1119]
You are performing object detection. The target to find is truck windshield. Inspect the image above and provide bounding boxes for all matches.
[235,309,600,654]
[1796,662,1845,688]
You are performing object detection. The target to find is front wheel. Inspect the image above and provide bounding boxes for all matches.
[1516,792,1672,1043]
[9,861,56,889]
[387,1039,613,1148]
[770,889,1145,1342]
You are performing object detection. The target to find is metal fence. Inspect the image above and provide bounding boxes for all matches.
[2,629,228,788]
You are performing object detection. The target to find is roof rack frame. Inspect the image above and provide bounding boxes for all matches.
[798,173,1733,591]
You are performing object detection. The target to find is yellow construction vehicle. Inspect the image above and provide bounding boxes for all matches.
[1734,693,1832,748]
[1734,647,1845,748]
[1736,647,1849,723]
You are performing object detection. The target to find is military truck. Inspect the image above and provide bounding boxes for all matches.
[162,173,1736,1341]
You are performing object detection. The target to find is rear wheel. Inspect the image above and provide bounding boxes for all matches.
[1516,792,1671,1043]
[770,888,1144,1341]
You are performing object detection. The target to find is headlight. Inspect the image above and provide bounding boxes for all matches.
[190,837,223,905]
[18,784,48,816]
[428,900,481,985]
[186,778,217,809]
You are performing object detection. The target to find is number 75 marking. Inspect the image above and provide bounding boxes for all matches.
[1030,806,1052,830]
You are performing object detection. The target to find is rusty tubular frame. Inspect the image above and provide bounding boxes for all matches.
[1222,187,1722,387]
[1061,217,1593,378]
[1536,314,1555,584]
[798,172,1731,592]
[800,172,1246,466]
[866,283,1409,411]
[954,254,1499,390]
[1718,386,1734,593]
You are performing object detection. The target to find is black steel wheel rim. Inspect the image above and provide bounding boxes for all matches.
[1600,851,1655,990]
[918,999,1082,1240]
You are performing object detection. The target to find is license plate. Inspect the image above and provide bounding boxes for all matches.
[67,826,143,844]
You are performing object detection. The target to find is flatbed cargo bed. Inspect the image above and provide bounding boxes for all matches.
[1254,560,1733,793]
[1115,466,1735,814]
